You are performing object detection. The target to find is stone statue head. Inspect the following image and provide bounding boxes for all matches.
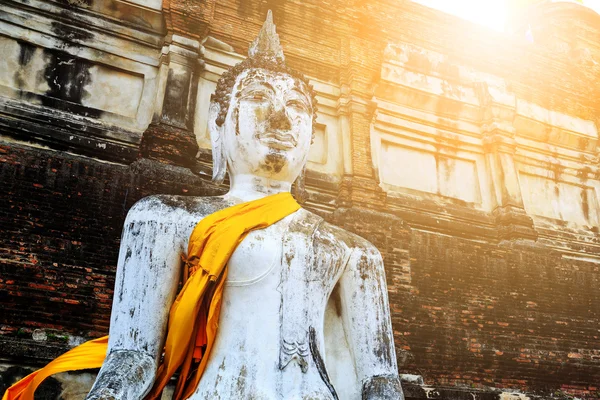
[208,11,317,186]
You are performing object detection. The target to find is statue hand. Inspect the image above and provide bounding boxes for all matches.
[86,350,156,400]
[362,375,404,400]
[86,388,118,400]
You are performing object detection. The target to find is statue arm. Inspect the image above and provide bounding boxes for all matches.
[338,244,404,400]
[87,197,183,400]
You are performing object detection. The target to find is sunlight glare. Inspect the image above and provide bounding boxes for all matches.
[414,0,509,32]
[414,0,600,32]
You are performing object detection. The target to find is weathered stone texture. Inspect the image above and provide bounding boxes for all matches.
[1,0,600,398]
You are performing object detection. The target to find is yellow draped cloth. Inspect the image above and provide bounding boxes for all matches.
[3,192,300,400]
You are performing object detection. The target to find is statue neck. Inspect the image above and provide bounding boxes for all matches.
[226,174,293,203]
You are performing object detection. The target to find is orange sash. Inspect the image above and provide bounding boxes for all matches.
[3,192,300,400]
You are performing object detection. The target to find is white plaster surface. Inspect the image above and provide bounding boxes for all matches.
[379,140,481,204]
[0,1,162,136]
[308,124,328,165]
[194,76,217,147]
[515,100,598,151]
[374,38,600,224]
[0,37,49,96]
[121,0,162,11]
[516,99,598,139]
[381,143,438,194]
[83,66,144,118]
[91,195,400,399]
[307,110,344,182]
[0,34,151,127]
[519,172,600,226]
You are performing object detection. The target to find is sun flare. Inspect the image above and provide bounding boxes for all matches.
[414,0,509,31]
[414,0,600,32]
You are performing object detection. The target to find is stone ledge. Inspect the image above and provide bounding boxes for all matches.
[0,337,71,363]
[0,98,140,164]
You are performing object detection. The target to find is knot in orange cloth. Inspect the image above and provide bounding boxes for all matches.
[3,192,300,400]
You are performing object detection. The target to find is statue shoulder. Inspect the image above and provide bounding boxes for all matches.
[308,211,383,261]
[126,194,232,223]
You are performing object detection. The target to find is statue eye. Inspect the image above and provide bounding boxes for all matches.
[286,100,309,113]
[245,91,269,102]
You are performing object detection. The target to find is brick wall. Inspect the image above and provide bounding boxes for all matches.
[0,143,225,354]
[333,208,600,398]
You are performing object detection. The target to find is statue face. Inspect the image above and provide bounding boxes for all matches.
[221,68,313,183]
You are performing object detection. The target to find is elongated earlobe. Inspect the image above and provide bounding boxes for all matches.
[292,165,307,204]
[208,101,227,184]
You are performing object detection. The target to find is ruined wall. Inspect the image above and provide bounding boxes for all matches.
[1,0,600,399]
[334,208,600,398]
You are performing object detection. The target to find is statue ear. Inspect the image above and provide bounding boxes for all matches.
[292,165,308,204]
[208,101,227,184]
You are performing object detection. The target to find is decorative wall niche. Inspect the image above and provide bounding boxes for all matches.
[519,171,600,227]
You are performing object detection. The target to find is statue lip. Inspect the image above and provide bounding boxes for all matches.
[259,131,297,150]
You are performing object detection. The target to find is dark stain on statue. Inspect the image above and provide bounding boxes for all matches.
[357,252,371,286]
[125,248,133,263]
[362,375,403,399]
[309,326,339,400]
[157,195,227,215]
[263,151,286,174]
[373,327,394,366]
[235,364,248,396]
[128,222,140,238]
[330,285,342,317]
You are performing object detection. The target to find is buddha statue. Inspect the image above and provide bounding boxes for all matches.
[85,12,404,400]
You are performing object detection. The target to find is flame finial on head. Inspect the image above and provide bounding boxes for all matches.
[248,10,285,61]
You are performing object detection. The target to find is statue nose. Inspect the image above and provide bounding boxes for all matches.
[268,107,292,131]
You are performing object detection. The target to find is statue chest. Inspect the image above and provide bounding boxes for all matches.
[224,215,291,286]
[222,213,346,293]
